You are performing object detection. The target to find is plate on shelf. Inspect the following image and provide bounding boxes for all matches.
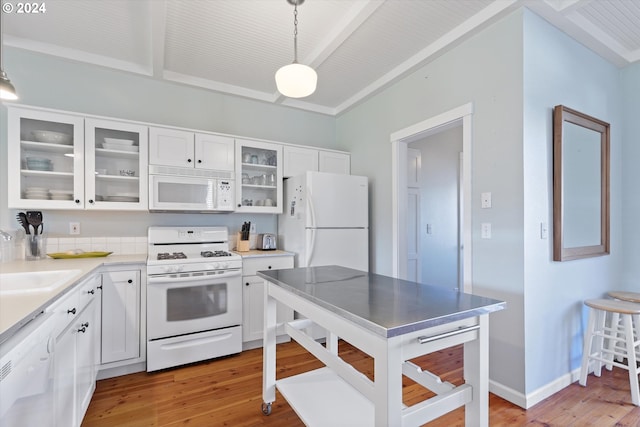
[102,143,139,152]
[47,251,113,259]
[103,138,134,146]
[31,131,73,145]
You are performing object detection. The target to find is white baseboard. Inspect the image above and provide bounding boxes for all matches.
[490,367,582,409]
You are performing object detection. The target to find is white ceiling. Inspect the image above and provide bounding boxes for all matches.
[3,0,639,116]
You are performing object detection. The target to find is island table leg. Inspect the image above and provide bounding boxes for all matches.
[262,282,277,411]
[463,314,489,427]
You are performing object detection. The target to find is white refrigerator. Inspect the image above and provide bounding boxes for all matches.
[278,171,369,271]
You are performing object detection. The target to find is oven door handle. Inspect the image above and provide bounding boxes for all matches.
[148,270,241,284]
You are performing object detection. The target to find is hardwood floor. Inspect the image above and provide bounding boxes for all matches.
[83,340,640,427]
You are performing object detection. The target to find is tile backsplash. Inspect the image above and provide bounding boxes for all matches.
[45,236,148,255]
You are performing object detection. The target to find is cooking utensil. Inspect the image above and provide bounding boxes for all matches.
[26,211,43,235]
[16,212,30,235]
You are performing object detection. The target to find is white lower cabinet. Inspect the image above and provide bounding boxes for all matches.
[101,270,141,364]
[241,253,294,344]
[50,274,100,427]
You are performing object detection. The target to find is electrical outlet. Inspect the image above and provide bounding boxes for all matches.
[69,222,80,235]
[540,222,548,240]
[481,192,492,208]
[250,223,256,234]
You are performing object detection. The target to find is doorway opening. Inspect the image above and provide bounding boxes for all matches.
[391,103,473,292]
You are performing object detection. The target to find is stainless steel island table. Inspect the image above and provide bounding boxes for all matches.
[258,266,505,427]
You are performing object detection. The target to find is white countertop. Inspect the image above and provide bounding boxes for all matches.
[0,254,146,344]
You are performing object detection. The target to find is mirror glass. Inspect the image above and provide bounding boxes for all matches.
[553,105,610,261]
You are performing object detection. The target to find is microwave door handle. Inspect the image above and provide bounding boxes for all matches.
[148,270,241,284]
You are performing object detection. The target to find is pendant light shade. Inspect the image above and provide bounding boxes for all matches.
[0,71,18,100]
[276,0,316,98]
[0,1,18,100]
[275,62,317,98]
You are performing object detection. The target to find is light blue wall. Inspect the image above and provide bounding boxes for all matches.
[337,10,526,393]
[0,48,335,237]
[620,62,640,289]
[522,10,623,395]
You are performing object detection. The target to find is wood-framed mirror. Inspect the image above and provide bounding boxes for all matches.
[553,105,610,261]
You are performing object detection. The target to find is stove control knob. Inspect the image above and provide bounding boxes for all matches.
[176,265,184,272]
[212,262,220,270]
[221,262,228,269]
[163,266,172,273]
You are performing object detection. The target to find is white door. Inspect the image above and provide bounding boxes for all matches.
[149,127,194,168]
[306,172,368,228]
[194,134,235,171]
[304,228,368,271]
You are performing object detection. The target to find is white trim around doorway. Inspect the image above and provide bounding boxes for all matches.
[390,102,473,292]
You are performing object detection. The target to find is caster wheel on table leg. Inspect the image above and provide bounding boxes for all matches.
[261,402,272,415]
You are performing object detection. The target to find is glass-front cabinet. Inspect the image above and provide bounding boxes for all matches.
[235,139,282,213]
[85,118,148,210]
[8,107,85,209]
[8,107,148,210]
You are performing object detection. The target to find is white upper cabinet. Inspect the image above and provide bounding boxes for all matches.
[148,127,193,168]
[195,133,235,171]
[283,145,351,178]
[149,127,234,171]
[85,118,149,210]
[8,107,85,209]
[8,107,149,210]
[319,150,350,174]
[235,139,282,213]
[283,146,319,178]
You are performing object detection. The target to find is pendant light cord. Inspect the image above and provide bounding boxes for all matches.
[292,2,299,64]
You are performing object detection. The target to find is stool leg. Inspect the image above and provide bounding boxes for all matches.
[608,312,622,368]
[580,307,597,386]
[593,309,606,377]
[623,314,639,406]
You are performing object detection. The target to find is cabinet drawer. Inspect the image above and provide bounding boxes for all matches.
[242,256,293,276]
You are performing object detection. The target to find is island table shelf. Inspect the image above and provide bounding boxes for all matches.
[258,265,505,427]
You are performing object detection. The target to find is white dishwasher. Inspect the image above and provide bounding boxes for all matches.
[0,312,56,427]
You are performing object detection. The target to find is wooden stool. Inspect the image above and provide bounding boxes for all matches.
[579,299,640,406]
[607,292,640,365]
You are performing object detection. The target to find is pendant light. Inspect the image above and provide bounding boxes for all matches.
[0,1,18,100]
[275,0,317,98]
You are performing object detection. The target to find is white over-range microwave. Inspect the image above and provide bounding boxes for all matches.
[149,165,235,212]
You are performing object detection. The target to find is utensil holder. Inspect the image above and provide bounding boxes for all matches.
[236,233,250,252]
[25,235,46,260]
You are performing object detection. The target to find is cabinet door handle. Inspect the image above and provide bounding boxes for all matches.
[89,199,94,204]
[245,282,250,286]
[268,266,272,269]
[67,308,76,315]
[88,289,95,294]
[97,285,103,290]
[77,326,86,333]
[187,158,192,163]
[128,279,133,284]
[197,159,202,164]
[81,322,89,328]
[75,199,81,204]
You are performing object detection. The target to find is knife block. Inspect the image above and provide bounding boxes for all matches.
[236,233,250,252]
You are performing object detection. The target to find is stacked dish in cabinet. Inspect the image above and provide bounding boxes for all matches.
[93,133,141,204]
[17,122,78,204]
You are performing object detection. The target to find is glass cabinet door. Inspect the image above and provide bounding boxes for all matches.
[8,107,85,209]
[235,139,282,213]
[85,118,148,210]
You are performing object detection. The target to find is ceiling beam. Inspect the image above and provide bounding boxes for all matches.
[150,0,167,79]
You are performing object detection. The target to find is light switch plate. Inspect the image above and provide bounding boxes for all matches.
[481,192,492,209]
[481,223,491,239]
[540,222,548,240]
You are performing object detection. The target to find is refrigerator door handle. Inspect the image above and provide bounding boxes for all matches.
[306,227,316,266]
[308,185,317,228]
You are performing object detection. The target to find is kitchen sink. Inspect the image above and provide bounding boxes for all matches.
[0,269,81,295]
